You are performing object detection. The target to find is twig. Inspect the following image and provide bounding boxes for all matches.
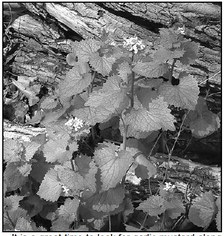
[163,111,189,182]
[165,143,170,153]
[199,71,221,86]
[82,139,94,153]
[207,91,221,98]
[171,214,185,231]
[5,3,13,27]
[139,212,148,230]
[148,132,162,157]
[181,135,193,154]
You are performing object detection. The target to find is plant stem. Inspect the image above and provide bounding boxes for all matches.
[6,211,15,229]
[171,215,185,231]
[82,139,94,153]
[130,51,135,108]
[122,124,128,151]
[89,70,96,94]
[120,113,127,151]
[75,206,80,227]
[108,214,111,231]
[70,159,75,171]
[169,111,189,157]
[130,71,135,108]
[161,212,166,231]
[148,180,152,196]
[148,132,162,157]
[140,213,148,230]
[170,58,177,81]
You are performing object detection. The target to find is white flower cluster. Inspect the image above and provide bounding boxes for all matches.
[123,36,145,54]
[163,182,176,191]
[93,218,106,231]
[65,117,84,131]
[61,185,70,196]
[176,25,185,35]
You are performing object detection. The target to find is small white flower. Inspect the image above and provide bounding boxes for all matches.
[123,35,145,54]
[73,117,84,131]
[65,117,84,131]
[163,182,176,191]
[176,26,185,35]
[61,185,70,196]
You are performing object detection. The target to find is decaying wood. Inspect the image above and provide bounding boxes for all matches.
[16,3,221,84]
[152,153,220,195]
[4,120,46,142]
[126,153,221,200]
[7,2,221,86]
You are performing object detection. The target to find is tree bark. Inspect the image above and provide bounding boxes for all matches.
[7,2,221,86]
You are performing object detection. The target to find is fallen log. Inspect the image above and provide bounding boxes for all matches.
[6,2,221,87]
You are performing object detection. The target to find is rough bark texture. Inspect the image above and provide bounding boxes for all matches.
[6,2,221,86]
[4,120,46,142]
[127,153,221,199]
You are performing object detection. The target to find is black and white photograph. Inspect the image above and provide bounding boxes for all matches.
[2,1,221,233]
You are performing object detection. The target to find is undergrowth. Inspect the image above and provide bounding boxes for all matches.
[3,26,221,232]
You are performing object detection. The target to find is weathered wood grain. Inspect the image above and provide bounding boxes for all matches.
[9,2,220,87]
